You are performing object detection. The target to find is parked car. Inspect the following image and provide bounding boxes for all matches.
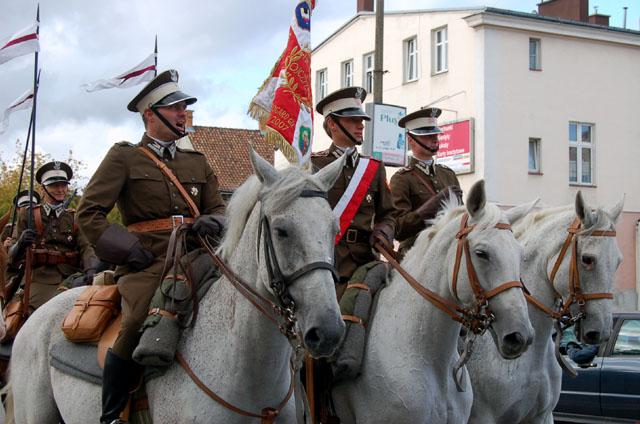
[554,312,640,423]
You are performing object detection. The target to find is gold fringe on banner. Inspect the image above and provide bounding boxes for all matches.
[264,129,299,164]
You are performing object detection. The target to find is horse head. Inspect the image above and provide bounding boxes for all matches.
[551,191,623,345]
[451,180,534,359]
[250,149,346,358]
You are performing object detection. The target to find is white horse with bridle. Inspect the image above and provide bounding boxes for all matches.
[10,151,346,423]
[466,192,623,424]
[333,180,535,424]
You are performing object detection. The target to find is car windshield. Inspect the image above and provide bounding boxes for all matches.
[612,319,640,356]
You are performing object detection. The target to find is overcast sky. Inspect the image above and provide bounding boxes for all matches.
[0,0,636,183]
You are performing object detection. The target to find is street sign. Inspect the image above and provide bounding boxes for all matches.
[363,103,407,167]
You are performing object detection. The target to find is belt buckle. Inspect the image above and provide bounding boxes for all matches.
[171,215,185,228]
[345,229,358,243]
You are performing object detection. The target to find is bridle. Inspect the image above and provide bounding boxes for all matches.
[523,217,615,376]
[376,212,524,391]
[176,188,338,423]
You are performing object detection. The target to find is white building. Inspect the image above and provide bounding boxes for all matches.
[311,0,640,311]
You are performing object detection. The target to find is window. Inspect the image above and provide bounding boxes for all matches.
[612,320,640,356]
[316,68,328,100]
[529,38,541,70]
[404,37,418,82]
[569,122,595,185]
[433,27,448,74]
[342,60,354,88]
[528,138,541,173]
[363,52,374,93]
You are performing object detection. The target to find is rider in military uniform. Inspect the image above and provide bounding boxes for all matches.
[390,107,462,257]
[311,87,396,298]
[77,69,226,424]
[2,190,41,245]
[7,162,97,311]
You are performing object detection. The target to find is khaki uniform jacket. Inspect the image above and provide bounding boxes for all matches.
[77,135,226,259]
[311,144,396,280]
[390,156,460,254]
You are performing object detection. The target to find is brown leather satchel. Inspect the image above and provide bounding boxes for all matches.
[1,293,27,343]
[61,285,121,343]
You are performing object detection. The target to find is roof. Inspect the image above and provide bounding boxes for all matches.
[313,6,640,52]
[189,126,274,192]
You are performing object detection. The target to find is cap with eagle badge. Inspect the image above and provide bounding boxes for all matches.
[315,86,371,121]
[35,161,73,186]
[127,69,197,113]
[398,107,443,136]
[13,189,41,208]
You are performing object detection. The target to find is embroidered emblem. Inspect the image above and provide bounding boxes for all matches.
[54,161,61,170]
[170,70,178,82]
[366,194,373,203]
[67,235,73,242]
[355,87,364,100]
[190,186,198,197]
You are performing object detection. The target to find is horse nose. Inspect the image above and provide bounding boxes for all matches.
[583,331,601,345]
[304,325,343,358]
[501,332,529,358]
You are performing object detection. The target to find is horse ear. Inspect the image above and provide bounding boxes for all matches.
[313,153,346,192]
[249,147,279,186]
[504,198,540,225]
[575,191,596,228]
[466,180,486,218]
[607,194,625,224]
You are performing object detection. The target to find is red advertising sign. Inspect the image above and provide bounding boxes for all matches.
[436,119,474,174]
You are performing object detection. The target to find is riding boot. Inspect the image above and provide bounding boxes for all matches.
[100,349,133,424]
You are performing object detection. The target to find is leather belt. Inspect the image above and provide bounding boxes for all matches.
[32,249,79,267]
[342,228,371,244]
[127,216,194,233]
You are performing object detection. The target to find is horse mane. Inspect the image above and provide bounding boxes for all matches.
[217,166,322,261]
[512,204,613,239]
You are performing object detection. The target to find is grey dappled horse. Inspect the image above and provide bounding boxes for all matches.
[333,180,535,424]
[467,192,623,424]
[10,151,346,423]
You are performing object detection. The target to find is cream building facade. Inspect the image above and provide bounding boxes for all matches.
[311,6,640,310]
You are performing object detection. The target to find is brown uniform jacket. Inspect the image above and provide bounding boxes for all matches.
[390,156,460,254]
[311,144,396,280]
[77,135,226,259]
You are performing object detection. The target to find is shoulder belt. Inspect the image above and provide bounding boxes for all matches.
[413,169,437,196]
[137,146,201,218]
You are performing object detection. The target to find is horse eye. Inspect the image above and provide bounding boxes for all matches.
[581,255,596,268]
[475,250,489,260]
[275,228,288,238]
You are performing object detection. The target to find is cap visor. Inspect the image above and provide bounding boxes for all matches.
[333,108,371,121]
[155,91,197,107]
[408,126,443,136]
[43,177,70,186]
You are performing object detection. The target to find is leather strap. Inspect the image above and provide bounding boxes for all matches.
[147,308,177,320]
[341,314,364,325]
[413,169,437,196]
[176,351,294,423]
[137,146,201,218]
[346,282,370,291]
[127,217,195,233]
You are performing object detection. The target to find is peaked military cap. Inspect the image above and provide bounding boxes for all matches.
[316,87,371,121]
[35,161,73,186]
[13,189,41,208]
[127,69,197,113]
[398,107,443,136]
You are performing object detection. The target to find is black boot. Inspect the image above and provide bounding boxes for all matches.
[100,349,133,424]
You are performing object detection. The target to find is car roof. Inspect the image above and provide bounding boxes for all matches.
[613,312,640,319]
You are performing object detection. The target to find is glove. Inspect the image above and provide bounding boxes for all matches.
[127,241,155,272]
[192,214,226,239]
[9,229,37,261]
[416,186,463,219]
[82,268,96,285]
[370,222,394,248]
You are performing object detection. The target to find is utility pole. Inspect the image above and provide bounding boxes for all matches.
[373,0,384,103]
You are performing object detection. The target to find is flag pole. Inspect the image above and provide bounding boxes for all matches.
[154,35,158,76]
[27,4,39,230]
[10,107,36,231]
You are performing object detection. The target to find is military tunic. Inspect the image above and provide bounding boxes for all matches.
[390,156,460,255]
[311,144,396,287]
[77,134,225,358]
[11,205,96,310]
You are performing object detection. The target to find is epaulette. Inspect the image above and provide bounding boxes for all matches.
[396,166,413,174]
[116,141,135,147]
[311,149,330,157]
[435,163,455,173]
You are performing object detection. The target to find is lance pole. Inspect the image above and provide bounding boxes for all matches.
[27,4,40,231]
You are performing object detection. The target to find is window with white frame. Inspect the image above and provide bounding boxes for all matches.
[529,38,541,70]
[528,138,541,173]
[569,122,595,184]
[405,37,418,82]
[433,27,448,74]
[316,68,328,100]
[342,60,354,88]
[363,52,374,93]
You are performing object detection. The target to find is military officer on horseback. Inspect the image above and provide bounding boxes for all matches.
[390,107,462,258]
[77,69,226,424]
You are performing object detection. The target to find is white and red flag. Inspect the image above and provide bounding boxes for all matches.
[81,53,157,92]
[0,22,40,66]
[0,89,34,134]
[249,0,315,164]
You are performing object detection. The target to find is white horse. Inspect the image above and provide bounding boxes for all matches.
[10,150,346,423]
[467,192,623,424]
[333,180,535,424]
